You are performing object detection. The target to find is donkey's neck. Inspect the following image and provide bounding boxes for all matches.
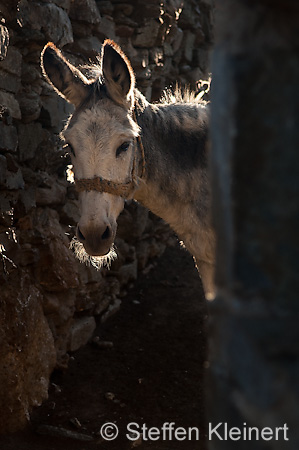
[133,91,211,241]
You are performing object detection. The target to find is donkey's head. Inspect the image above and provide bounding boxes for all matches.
[41,40,141,266]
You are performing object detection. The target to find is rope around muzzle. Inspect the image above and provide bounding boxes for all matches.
[75,110,145,199]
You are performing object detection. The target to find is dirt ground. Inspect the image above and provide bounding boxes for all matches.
[0,244,208,450]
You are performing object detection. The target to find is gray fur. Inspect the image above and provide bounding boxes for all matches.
[132,90,215,297]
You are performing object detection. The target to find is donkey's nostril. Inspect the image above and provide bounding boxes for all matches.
[77,226,85,241]
[101,226,111,241]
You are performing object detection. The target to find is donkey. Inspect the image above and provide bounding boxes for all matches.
[41,40,215,299]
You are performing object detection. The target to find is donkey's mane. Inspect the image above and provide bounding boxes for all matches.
[160,83,210,106]
[80,59,103,82]
[80,60,209,108]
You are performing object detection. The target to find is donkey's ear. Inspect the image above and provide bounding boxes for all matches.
[102,40,135,107]
[41,42,90,108]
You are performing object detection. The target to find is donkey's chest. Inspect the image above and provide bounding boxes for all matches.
[134,179,214,265]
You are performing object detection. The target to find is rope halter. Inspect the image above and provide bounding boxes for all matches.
[74,109,145,199]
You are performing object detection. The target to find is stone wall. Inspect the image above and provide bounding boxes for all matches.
[0,0,213,433]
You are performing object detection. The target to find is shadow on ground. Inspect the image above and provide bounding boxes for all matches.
[0,244,208,450]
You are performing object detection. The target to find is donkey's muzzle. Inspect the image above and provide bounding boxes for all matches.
[76,223,115,256]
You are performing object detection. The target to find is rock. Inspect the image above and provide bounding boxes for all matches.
[22,63,42,85]
[52,0,71,10]
[69,0,101,24]
[177,1,197,30]
[0,123,18,152]
[0,276,56,433]
[183,30,196,62]
[115,24,134,38]
[194,48,210,74]
[59,198,80,225]
[69,316,96,352]
[117,202,149,242]
[19,243,39,266]
[0,155,7,186]
[5,170,24,190]
[0,193,15,228]
[17,123,44,161]
[17,90,42,123]
[129,48,149,69]
[186,67,205,85]
[116,259,138,285]
[16,1,73,47]
[163,41,174,57]
[100,298,122,323]
[97,0,114,15]
[169,26,184,54]
[36,236,79,292]
[0,46,22,77]
[0,91,21,120]
[0,0,19,21]
[0,70,21,94]
[132,19,161,47]
[30,133,68,174]
[0,24,9,61]
[17,187,36,216]
[4,154,24,190]
[72,36,103,57]
[113,2,133,16]
[94,15,116,40]
[36,180,67,206]
[42,292,61,315]
[40,91,74,132]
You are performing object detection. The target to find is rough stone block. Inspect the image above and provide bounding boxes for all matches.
[17,1,73,47]
[94,15,116,40]
[0,91,21,120]
[169,26,183,54]
[17,90,41,123]
[17,187,36,215]
[31,208,80,291]
[17,123,44,161]
[132,19,161,47]
[36,180,67,206]
[37,236,79,292]
[5,171,24,190]
[0,46,22,76]
[69,316,96,352]
[0,277,56,433]
[116,259,137,285]
[0,24,9,61]
[115,24,134,37]
[194,48,210,74]
[51,0,71,9]
[97,1,114,16]
[0,70,21,94]
[0,154,7,186]
[40,90,73,132]
[69,0,101,23]
[0,123,18,152]
[22,63,42,85]
[59,198,80,225]
[183,30,196,62]
[117,202,149,242]
[19,243,39,266]
[73,36,102,57]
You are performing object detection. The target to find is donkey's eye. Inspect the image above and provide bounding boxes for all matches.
[116,141,130,158]
[64,142,75,157]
